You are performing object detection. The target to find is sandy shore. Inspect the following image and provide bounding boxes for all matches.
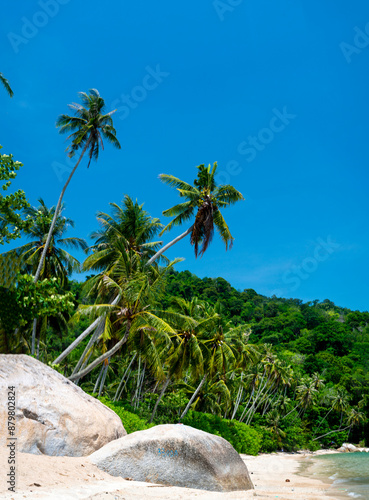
[0,448,343,500]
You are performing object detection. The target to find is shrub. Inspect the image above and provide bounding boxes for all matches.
[182,411,262,455]
[98,396,154,434]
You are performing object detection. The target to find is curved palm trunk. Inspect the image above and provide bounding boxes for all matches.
[312,425,350,442]
[313,406,335,437]
[68,320,131,382]
[72,322,104,376]
[34,139,90,283]
[282,400,302,420]
[146,225,194,266]
[52,295,120,365]
[179,374,207,421]
[149,376,171,423]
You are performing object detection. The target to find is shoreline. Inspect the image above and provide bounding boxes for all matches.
[0,448,351,500]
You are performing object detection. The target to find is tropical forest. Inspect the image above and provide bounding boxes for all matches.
[0,81,368,457]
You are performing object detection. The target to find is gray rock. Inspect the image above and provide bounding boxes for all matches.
[337,443,359,453]
[0,354,125,456]
[88,424,254,492]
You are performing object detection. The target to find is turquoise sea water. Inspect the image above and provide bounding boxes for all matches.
[312,453,369,499]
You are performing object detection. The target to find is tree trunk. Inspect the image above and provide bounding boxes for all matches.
[312,425,350,441]
[149,376,171,423]
[31,318,37,356]
[244,374,270,425]
[93,364,104,393]
[282,400,302,420]
[52,295,120,365]
[146,225,194,266]
[98,358,110,397]
[239,388,254,422]
[179,374,207,421]
[136,363,146,409]
[34,139,90,283]
[132,356,141,408]
[117,368,132,401]
[114,353,137,401]
[68,321,131,382]
[231,382,243,420]
[72,321,104,376]
[313,406,334,437]
[36,331,40,360]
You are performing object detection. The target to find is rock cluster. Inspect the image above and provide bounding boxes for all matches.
[0,354,125,456]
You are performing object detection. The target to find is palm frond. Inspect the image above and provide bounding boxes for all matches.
[212,209,234,250]
[0,73,14,97]
[159,174,196,193]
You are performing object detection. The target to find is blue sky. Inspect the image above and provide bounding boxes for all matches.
[2,0,368,311]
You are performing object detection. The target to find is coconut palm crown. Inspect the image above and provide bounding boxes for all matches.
[159,163,244,257]
[56,88,121,167]
[1,198,87,285]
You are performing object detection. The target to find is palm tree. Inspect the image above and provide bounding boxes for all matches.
[1,198,87,355]
[0,73,13,97]
[18,198,87,283]
[68,245,180,382]
[34,89,121,283]
[314,387,348,437]
[295,377,319,418]
[179,312,237,420]
[265,409,286,446]
[149,301,212,422]
[147,163,244,265]
[53,198,165,366]
[346,408,367,437]
[84,195,165,273]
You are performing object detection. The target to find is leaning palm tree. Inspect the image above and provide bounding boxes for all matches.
[34,89,121,283]
[0,73,13,97]
[147,163,244,265]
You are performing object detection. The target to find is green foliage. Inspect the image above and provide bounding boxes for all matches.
[0,286,20,333]
[182,410,262,455]
[143,391,190,423]
[0,147,30,245]
[16,274,75,322]
[98,396,154,434]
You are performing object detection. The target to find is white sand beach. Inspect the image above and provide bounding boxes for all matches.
[0,448,343,500]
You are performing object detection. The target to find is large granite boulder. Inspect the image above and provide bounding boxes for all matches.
[88,424,254,492]
[0,354,125,456]
[337,443,359,453]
